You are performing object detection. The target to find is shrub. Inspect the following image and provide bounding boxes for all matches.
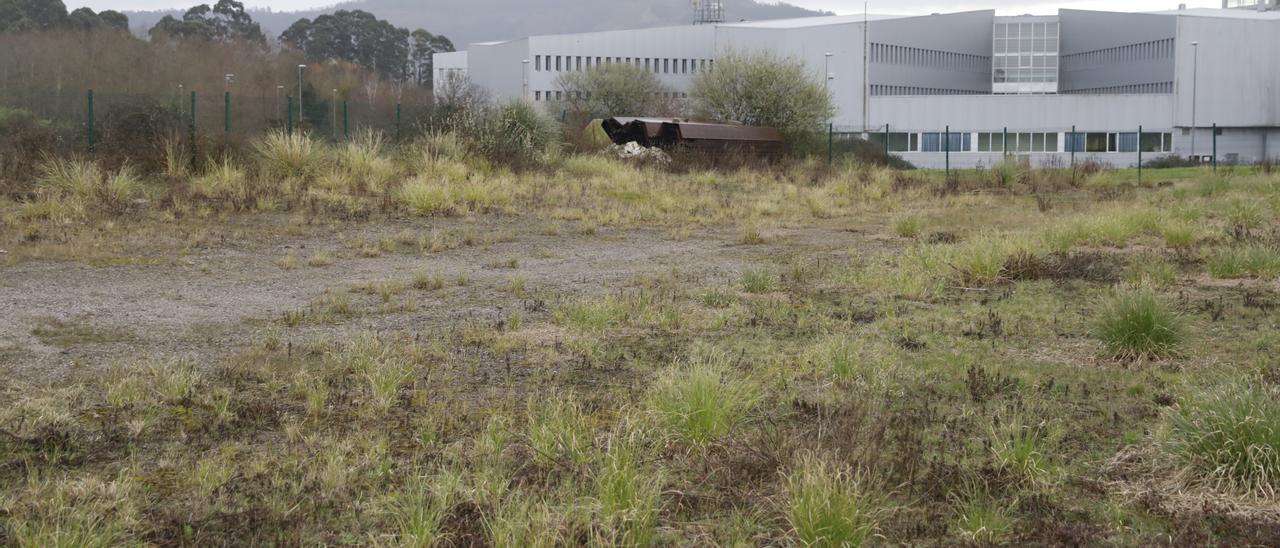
[556,63,669,119]
[1164,384,1280,496]
[648,351,758,443]
[691,50,834,141]
[1143,155,1198,169]
[334,130,398,193]
[785,453,883,547]
[253,131,329,186]
[1093,288,1184,359]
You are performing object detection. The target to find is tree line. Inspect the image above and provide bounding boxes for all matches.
[0,0,454,86]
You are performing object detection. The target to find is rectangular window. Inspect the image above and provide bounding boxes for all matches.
[555,91,563,100]
[664,59,670,73]
[682,59,689,73]
[535,91,542,101]
[535,55,542,71]
[922,133,941,152]
[1139,132,1164,153]
[555,56,562,71]
[645,58,651,71]
[1085,132,1108,152]
[1118,133,1138,153]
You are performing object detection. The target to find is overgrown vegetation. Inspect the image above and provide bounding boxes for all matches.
[2,118,1280,544]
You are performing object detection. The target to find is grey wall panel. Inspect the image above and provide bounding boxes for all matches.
[1173,15,1279,127]
[1059,10,1176,92]
[870,94,1176,131]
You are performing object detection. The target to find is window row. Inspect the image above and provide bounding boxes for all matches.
[869,43,989,73]
[995,55,1059,69]
[868,131,1173,153]
[1060,38,1174,71]
[994,38,1058,55]
[532,90,688,102]
[534,55,711,75]
[869,85,980,96]
[1062,82,1173,95]
[994,22,1059,40]
[993,68,1058,84]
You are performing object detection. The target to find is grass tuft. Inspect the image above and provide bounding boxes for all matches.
[648,351,757,443]
[785,453,883,547]
[1165,384,1280,496]
[1093,288,1185,359]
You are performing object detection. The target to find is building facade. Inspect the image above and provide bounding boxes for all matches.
[435,8,1280,168]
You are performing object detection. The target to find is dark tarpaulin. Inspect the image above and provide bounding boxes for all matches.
[601,117,785,154]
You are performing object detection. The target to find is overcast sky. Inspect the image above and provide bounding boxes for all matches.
[65,0,1222,14]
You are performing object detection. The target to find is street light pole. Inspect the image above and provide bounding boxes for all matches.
[332,88,338,138]
[824,52,832,93]
[297,64,307,130]
[276,85,284,120]
[1190,41,1199,160]
[522,59,530,100]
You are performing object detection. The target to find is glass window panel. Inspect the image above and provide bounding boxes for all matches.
[1018,133,1032,152]
[1118,133,1138,153]
[922,133,941,152]
[1033,133,1045,152]
[979,133,991,152]
[1045,133,1058,152]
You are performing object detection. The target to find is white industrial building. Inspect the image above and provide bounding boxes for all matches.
[435,3,1280,168]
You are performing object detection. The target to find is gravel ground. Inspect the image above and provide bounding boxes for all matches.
[0,216,861,383]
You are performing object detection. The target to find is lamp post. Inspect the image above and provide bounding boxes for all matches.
[522,59,530,100]
[332,88,338,138]
[297,64,307,129]
[824,52,833,92]
[276,85,284,119]
[1190,41,1199,160]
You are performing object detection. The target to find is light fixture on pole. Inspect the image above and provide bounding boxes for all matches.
[824,52,833,92]
[297,64,307,129]
[276,85,284,119]
[1190,41,1199,160]
[224,73,235,90]
[522,59,530,100]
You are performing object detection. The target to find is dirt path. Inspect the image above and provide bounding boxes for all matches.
[0,216,865,383]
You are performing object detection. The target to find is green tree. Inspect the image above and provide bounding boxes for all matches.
[0,0,68,32]
[690,50,834,139]
[280,10,417,81]
[408,28,454,87]
[555,63,668,118]
[149,0,264,44]
[66,7,128,31]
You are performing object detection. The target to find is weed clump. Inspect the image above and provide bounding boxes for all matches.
[785,453,883,547]
[1093,288,1185,359]
[648,352,757,443]
[1164,384,1280,496]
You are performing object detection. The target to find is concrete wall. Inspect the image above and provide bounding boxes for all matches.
[527,25,717,102]
[869,11,996,95]
[870,93,1175,132]
[465,39,530,103]
[1058,10,1176,93]
[1172,14,1280,129]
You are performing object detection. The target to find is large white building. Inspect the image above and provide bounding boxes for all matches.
[435,6,1280,168]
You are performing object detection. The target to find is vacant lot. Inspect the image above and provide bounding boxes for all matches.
[3,143,1280,545]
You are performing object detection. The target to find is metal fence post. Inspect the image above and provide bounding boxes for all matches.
[1212,123,1218,172]
[86,89,95,154]
[945,125,951,181]
[1002,126,1008,157]
[827,123,833,165]
[1138,125,1143,186]
[343,101,349,140]
[883,123,890,159]
[1071,124,1077,186]
[189,91,197,170]
[224,91,231,142]
[287,96,294,135]
[395,103,402,143]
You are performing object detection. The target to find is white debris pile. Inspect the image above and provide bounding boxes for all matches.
[608,141,671,166]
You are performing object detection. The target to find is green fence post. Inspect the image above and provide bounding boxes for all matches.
[1138,125,1143,187]
[86,89,95,154]
[1071,124,1077,186]
[395,103,402,143]
[883,123,890,160]
[342,101,349,140]
[1002,126,1008,157]
[224,91,231,142]
[287,96,293,136]
[827,123,833,165]
[945,125,951,182]
[189,91,197,170]
[1212,123,1218,172]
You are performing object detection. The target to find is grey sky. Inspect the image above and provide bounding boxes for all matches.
[65,0,1222,14]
